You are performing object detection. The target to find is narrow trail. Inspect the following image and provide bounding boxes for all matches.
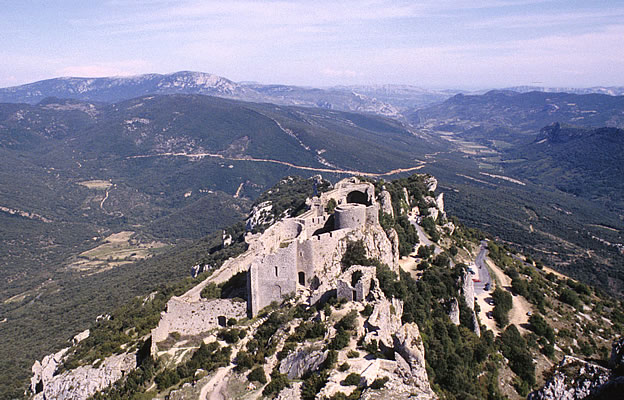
[233,182,244,198]
[127,152,426,177]
[199,317,267,400]
[100,188,110,210]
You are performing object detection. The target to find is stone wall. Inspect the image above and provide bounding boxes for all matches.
[334,204,367,230]
[151,298,246,350]
[248,241,298,315]
[337,266,377,302]
[319,178,376,208]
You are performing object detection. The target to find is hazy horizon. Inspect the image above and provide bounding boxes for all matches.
[2,0,623,89]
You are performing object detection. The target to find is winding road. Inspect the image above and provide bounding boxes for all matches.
[127,151,426,177]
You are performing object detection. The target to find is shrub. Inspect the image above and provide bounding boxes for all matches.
[492,288,513,327]
[338,362,350,372]
[342,240,373,270]
[498,325,535,387]
[559,288,580,308]
[329,328,350,350]
[370,376,389,389]
[302,371,329,400]
[360,304,373,317]
[346,350,360,358]
[342,373,362,386]
[155,369,180,390]
[335,310,358,331]
[218,328,241,344]
[200,283,221,299]
[235,350,254,372]
[528,314,555,343]
[248,367,267,384]
[277,342,296,360]
[262,373,289,396]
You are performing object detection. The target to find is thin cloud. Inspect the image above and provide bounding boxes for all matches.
[57,60,152,78]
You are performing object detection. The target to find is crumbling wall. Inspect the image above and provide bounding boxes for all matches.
[151,298,246,351]
[337,265,377,301]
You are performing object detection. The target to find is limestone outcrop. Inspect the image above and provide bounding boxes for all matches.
[460,271,480,336]
[31,348,69,395]
[448,298,460,325]
[435,193,444,214]
[365,298,404,349]
[279,347,328,379]
[528,356,611,400]
[425,176,437,193]
[32,352,136,400]
[393,323,436,397]
[379,190,394,218]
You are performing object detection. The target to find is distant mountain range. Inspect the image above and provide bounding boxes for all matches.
[3,71,623,118]
[0,71,427,117]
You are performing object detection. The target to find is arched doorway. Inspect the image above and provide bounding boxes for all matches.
[298,271,306,286]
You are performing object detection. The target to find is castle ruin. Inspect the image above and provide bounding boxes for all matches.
[248,177,383,315]
[151,177,399,351]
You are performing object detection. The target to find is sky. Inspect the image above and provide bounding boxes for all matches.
[1,0,623,89]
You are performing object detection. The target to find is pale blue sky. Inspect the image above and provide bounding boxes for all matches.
[1,0,623,88]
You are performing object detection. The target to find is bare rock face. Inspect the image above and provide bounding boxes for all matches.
[31,347,69,395]
[435,193,444,214]
[351,223,398,273]
[461,272,475,310]
[379,190,394,218]
[246,200,274,230]
[426,207,439,222]
[279,347,328,379]
[365,298,404,349]
[528,356,611,400]
[388,228,401,270]
[471,312,481,337]
[425,176,437,193]
[460,272,480,336]
[392,323,436,398]
[448,298,460,326]
[275,381,303,400]
[32,352,136,400]
[402,187,410,207]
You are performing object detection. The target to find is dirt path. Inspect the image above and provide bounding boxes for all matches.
[199,317,267,400]
[127,151,426,177]
[200,365,232,400]
[100,188,110,210]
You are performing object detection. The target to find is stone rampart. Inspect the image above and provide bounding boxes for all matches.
[151,298,246,351]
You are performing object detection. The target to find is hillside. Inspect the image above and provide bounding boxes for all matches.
[503,123,624,212]
[412,90,624,144]
[0,95,442,398]
[24,174,624,400]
